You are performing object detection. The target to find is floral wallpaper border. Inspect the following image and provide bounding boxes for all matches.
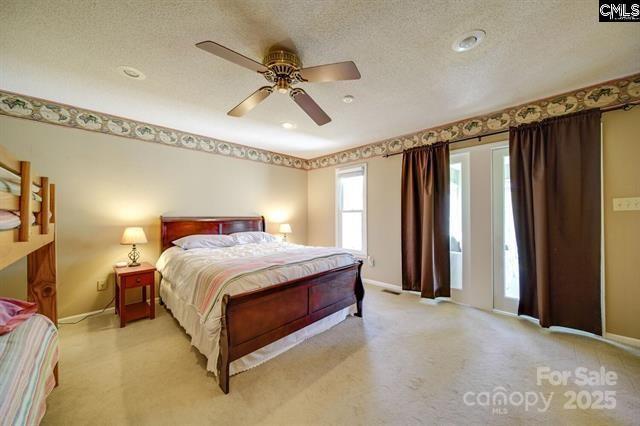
[0,90,309,170]
[1,73,638,171]
[307,73,640,169]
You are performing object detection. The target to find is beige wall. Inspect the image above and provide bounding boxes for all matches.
[308,113,640,340]
[1,108,637,339]
[0,116,308,318]
[602,108,640,340]
[308,155,402,285]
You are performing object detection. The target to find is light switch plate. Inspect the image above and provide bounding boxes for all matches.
[612,197,640,211]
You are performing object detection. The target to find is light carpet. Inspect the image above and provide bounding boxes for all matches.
[42,284,640,425]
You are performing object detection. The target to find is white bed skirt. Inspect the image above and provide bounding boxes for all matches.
[160,278,353,376]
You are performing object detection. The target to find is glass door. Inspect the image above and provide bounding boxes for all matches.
[450,153,470,299]
[492,147,519,314]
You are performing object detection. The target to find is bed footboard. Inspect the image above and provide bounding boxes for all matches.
[217,260,364,394]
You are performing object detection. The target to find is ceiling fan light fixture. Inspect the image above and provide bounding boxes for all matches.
[195,40,360,126]
[276,79,290,94]
[452,30,486,52]
[342,95,354,104]
[281,122,296,129]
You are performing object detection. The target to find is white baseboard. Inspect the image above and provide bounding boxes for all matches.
[58,297,160,323]
[605,332,640,348]
[59,306,115,322]
[492,310,640,349]
[364,278,455,305]
[363,278,401,291]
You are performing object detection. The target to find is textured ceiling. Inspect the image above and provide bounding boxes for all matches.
[1,0,639,159]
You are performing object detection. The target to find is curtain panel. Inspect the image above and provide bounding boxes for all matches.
[401,143,450,298]
[509,109,602,335]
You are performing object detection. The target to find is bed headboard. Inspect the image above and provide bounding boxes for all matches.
[160,216,265,252]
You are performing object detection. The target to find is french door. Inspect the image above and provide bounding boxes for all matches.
[447,143,520,313]
[449,153,470,299]
[492,147,520,314]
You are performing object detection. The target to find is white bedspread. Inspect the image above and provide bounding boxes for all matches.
[156,242,358,376]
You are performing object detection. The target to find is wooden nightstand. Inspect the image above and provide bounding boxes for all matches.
[113,262,156,328]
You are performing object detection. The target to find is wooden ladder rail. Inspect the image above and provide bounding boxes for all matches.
[18,161,31,242]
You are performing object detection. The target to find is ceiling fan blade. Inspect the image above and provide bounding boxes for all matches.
[196,41,268,73]
[228,86,273,117]
[298,61,361,83]
[290,89,331,126]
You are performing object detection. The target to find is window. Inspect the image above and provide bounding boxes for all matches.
[449,153,469,290]
[336,164,367,255]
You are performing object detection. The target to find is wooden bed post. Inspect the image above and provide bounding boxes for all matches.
[50,184,56,224]
[354,260,365,318]
[27,241,57,324]
[40,177,50,234]
[27,241,58,386]
[18,161,31,242]
[217,294,231,394]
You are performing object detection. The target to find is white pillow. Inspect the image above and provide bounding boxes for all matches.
[173,234,235,250]
[231,231,277,245]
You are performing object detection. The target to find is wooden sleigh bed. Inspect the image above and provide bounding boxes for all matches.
[0,144,58,423]
[160,216,364,394]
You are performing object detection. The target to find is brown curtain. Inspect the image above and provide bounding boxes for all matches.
[401,143,450,298]
[509,109,602,335]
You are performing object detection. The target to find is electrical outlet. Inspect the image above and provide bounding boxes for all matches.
[367,256,375,267]
[97,280,107,291]
[612,197,640,211]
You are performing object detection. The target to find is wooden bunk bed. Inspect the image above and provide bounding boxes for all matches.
[0,144,58,423]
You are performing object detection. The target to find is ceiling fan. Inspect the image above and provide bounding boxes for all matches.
[196,40,361,126]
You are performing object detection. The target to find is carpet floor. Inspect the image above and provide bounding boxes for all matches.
[42,284,640,425]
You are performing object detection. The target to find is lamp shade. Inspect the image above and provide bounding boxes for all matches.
[120,227,148,245]
[279,223,292,234]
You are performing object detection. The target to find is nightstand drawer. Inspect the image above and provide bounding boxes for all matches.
[121,272,154,289]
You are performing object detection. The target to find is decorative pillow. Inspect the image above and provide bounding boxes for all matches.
[172,234,236,249]
[231,231,277,245]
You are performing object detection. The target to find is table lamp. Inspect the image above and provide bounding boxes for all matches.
[279,223,292,242]
[120,227,148,267]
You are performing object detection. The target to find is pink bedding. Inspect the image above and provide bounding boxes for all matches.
[0,298,38,335]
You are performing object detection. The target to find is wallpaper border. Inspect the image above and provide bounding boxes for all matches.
[307,72,640,169]
[1,72,638,171]
[0,90,309,170]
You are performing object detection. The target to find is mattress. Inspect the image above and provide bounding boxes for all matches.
[0,314,58,426]
[157,242,358,375]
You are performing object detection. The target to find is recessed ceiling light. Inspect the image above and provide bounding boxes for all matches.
[281,122,296,129]
[452,30,486,52]
[342,95,354,104]
[117,66,146,80]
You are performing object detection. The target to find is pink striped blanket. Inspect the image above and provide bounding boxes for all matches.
[194,247,355,321]
[0,314,58,425]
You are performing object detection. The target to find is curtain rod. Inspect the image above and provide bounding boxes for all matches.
[382,102,638,158]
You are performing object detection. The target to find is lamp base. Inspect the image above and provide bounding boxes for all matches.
[127,244,141,267]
